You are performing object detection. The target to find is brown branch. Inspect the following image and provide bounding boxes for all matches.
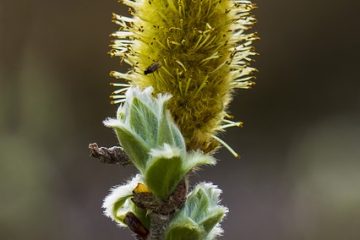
[88,143,131,166]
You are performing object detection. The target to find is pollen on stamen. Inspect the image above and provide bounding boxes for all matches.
[212,135,240,159]
[110,95,126,99]
[219,121,243,130]
[112,88,129,95]
[111,99,126,105]
[110,83,131,87]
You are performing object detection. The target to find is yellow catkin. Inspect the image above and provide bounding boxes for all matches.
[110,0,257,153]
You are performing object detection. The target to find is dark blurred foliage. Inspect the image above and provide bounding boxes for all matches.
[1,0,360,239]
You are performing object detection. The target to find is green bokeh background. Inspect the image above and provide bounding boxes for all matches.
[1,0,359,239]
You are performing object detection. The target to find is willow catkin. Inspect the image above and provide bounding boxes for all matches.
[110,0,257,154]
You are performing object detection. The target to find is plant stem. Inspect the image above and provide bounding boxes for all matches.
[131,180,188,240]
[148,213,171,240]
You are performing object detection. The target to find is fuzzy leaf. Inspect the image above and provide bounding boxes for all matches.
[157,108,176,146]
[105,87,188,173]
[104,118,149,172]
[165,218,204,240]
[144,144,183,199]
[183,151,216,175]
[111,196,131,223]
[113,124,149,172]
[144,146,216,200]
[198,209,225,233]
[170,115,186,151]
[102,175,149,227]
[205,225,224,240]
[187,187,211,221]
[166,183,228,238]
[157,104,186,151]
[129,97,158,146]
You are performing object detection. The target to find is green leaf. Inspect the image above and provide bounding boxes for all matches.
[113,123,150,172]
[133,204,150,229]
[165,218,204,240]
[157,108,186,154]
[167,183,227,238]
[112,196,131,223]
[205,225,224,240]
[199,209,225,233]
[129,97,158,146]
[182,151,216,176]
[187,187,211,221]
[144,144,184,199]
[144,147,216,200]
[157,108,175,147]
[112,199,149,228]
[170,116,186,150]
[102,175,150,227]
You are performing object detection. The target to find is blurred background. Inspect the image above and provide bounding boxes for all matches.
[1,0,360,239]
